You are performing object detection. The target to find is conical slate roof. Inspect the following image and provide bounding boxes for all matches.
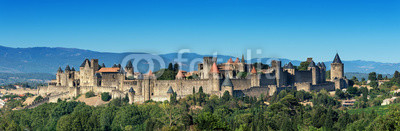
[308,61,316,67]
[119,67,125,73]
[321,62,326,68]
[317,62,322,67]
[71,67,75,71]
[101,63,106,68]
[126,61,133,68]
[57,67,63,72]
[80,59,90,67]
[333,53,342,63]
[65,65,71,71]
[112,64,117,68]
[167,87,174,94]
[222,75,233,87]
[287,62,294,69]
[129,87,135,93]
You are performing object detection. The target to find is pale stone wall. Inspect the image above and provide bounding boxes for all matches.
[331,63,344,80]
[295,82,312,92]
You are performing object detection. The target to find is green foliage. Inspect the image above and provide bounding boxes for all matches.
[101,92,111,101]
[34,95,44,102]
[298,61,310,71]
[326,70,331,79]
[368,72,377,81]
[252,62,269,69]
[168,63,173,71]
[173,63,179,72]
[237,72,248,79]
[4,89,400,130]
[85,91,95,98]
[195,112,228,130]
[155,69,176,80]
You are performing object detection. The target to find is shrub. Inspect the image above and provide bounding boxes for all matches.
[101,92,111,101]
[85,91,95,98]
[34,95,44,102]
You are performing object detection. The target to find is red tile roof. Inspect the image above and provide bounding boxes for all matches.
[97,67,120,73]
[148,70,153,75]
[234,58,240,63]
[226,58,233,64]
[251,66,257,74]
[210,62,220,73]
[176,70,186,78]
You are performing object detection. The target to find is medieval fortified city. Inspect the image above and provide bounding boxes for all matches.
[39,53,348,104]
[1,0,399,130]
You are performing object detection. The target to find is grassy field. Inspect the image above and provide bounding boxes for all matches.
[347,103,400,115]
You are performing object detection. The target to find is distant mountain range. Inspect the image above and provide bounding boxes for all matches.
[0,45,399,75]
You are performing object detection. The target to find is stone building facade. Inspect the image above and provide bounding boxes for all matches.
[38,54,348,103]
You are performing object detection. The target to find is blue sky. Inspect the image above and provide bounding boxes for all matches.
[0,0,399,62]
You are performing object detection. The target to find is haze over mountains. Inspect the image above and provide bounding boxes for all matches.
[0,45,398,75]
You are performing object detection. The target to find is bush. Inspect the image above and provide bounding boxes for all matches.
[101,92,111,101]
[34,95,44,102]
[85,91,95,98]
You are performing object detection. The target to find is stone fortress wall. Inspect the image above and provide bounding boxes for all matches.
[38,53,348,103]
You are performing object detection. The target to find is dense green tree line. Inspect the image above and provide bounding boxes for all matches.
[2,88,400,131]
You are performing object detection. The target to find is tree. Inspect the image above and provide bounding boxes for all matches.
[85,91,95,98]
[155,69,176,80]
[173,63,179,72]
[368,72,377,81]
[168,63,173,71]
[326,70,331,80]
[298,61,310,71]
[377,74,383,80]
[101,92,111,101]
[394,71,400,79]
[34,95,44,102]
[221,91,230,102]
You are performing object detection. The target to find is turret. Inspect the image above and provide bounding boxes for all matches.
[331,53,344,80]
[56,67,63,86]
[125,61,134,78]
[250,66,260,87]
[308,61,320,85]
[57,67,63,73]
[221,75,234,96]
[319,62,326,83]
[128,87,135,104]
[234,58,240,63]
[209,62,220,91]
[65,65,71,72]
[201,57,216,79]
[226,58,234,64]
[167,86,174,101]
[285,62,295,75]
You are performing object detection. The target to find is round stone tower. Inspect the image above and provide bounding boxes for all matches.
[330,53,344,80]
